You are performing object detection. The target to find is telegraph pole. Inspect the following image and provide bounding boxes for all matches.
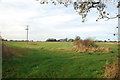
[25,25,29,44]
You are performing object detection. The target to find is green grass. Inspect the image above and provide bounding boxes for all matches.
[2,41,118,78]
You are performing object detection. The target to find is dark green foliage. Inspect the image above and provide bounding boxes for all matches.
[46,38,57,42]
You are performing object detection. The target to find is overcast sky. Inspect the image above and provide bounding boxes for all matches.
[0,0,118,41]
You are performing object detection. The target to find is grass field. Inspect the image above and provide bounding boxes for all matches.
[2,41,118,78]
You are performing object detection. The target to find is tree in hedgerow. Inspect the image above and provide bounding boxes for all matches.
[74,36,81,41]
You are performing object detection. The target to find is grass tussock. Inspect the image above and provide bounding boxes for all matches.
[104,57,120,79]
[73,38,113,53]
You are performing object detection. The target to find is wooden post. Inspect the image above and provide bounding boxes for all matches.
[0,32,2,80]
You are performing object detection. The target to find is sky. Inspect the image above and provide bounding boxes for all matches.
[0,0,118,41]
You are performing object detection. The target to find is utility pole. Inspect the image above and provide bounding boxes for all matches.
[25,25,29,44]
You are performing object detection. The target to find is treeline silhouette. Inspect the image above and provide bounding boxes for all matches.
[1,36,118,42]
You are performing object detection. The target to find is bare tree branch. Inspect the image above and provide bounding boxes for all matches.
[36,0,119,22]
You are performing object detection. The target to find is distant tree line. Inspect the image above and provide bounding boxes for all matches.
[46,36,118,42]
[1,37,118,42]
[2,39,8,41]
[1,38,34,42]
[46,38,74,42]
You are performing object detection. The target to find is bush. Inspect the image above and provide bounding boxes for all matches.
[74,38,98,47]
[74,36,81,41]
[73,38,112,53]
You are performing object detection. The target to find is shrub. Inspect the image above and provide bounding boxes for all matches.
[73,38,112,53]
[74,38,98,47]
